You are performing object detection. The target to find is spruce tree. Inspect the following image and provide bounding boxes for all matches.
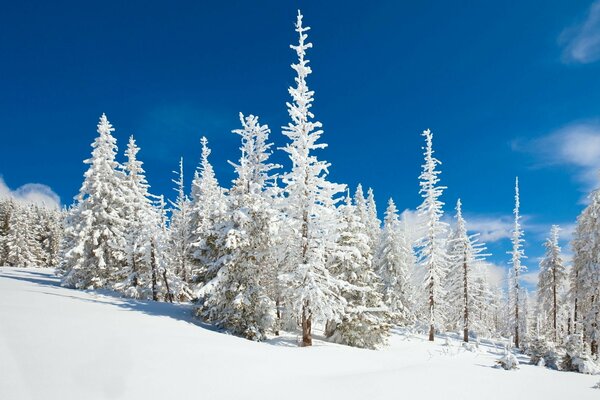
[201,113,279,340]
[415,128,448,342]
[445,199,488,342]
[326,196,389,348]
[509,177,526,348]
[189,137,227,287]
[279,11,346,346]
[537,225,567,342]
[62,114,128,289]
[377,198,415,323]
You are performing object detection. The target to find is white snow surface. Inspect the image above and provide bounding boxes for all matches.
[1,267,598,400]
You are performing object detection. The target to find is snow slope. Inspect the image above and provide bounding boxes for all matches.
[0,267,597,400]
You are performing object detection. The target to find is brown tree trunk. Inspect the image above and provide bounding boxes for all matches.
[161,268,173,303]
[301,302,312,347]
[151,240,158,301]
[274,297,281,336]
[552,267,557,342]
[463,253,469,343]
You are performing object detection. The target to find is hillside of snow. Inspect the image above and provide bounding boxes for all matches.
[0,267,597,400]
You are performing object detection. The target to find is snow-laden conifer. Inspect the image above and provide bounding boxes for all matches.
[509,177,527,348]
[377,198,415,323]
[326,195,390,348]
[189,137,228,286]
[537,225,568,343]
[279,11,346,347]
[168,158,195,299]
[201,113,279,340]
[61,114,128,289]
[415,128,449,342]
[445,199,488,342]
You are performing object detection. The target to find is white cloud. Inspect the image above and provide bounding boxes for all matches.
[465,215,513,243]
[560,0,600,64]
[481,261,507,290]
[521,271,539,287]
[0,176,61,210]
[512,121,600,194]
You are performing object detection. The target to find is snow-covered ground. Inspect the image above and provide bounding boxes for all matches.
[0,267,597,400]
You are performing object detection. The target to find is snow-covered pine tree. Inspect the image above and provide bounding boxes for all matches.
[114,136,159,299]
[168,158,195,299]
[326,195,390,349]
[366,188,382,254]
[445,199,488,342]
[5,204,40,267]
[279,10,347,347]
[62,114,128,289]
[201,113,280,340]
[38,207,64,267]
[0,198,13,266]
[189,137,227,287]
[571,184,600,355]
[415,128,449,342]
[508,177,527,348]
[377,198,415,323]
[537,225,568,343]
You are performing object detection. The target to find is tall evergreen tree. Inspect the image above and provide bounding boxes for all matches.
[189,137,228,287]
[537,225,568,342]
[509,177,526,348]
[571,185,600,354]
[279,11,346,347]
[62,114,128,289]
[445,199,488,342]
[326,196,389,349]
[202,113,279,340]
[377,198,415,323]
[168,158,195,298]
[415,128,448,342]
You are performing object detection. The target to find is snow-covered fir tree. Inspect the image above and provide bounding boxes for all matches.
[0,199,14,265]
[167,158,195,300]
[377,198,415,323]
[415,128,448,342]
[279,11,346,347]
[326,195,390,349]
[366,188,382,254]
[508,177,527,348]
[114,136,165,299]
[571,184,600,355]
[201,113,280,340]
[5,204,41,267]
[445,199,488,342]
[61,114,128,289]
[537,225,568,343]
[189,137,228,287]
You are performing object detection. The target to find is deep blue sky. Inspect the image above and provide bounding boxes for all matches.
[2,1,600,285]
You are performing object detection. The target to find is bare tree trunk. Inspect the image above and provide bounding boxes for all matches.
[429,275,435,342]
[274,297,281,336]
[151,240,158,301]
[463,254,469,343]
[515,277,520,348]
[301,301,312,347]
[552,267,557,342]
[300,205,312,347]
[161,268,173,303]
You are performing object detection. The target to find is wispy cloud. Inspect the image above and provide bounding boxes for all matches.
[512,121,600,193]
[0,176,60,210]
[465,214,514,243]
[560,0,600,64]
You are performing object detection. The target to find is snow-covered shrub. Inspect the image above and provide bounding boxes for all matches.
[527,336,560,370]
[497,352,519,370]
[561,334,600,374]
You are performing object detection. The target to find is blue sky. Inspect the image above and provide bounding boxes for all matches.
[2,1,600,288]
